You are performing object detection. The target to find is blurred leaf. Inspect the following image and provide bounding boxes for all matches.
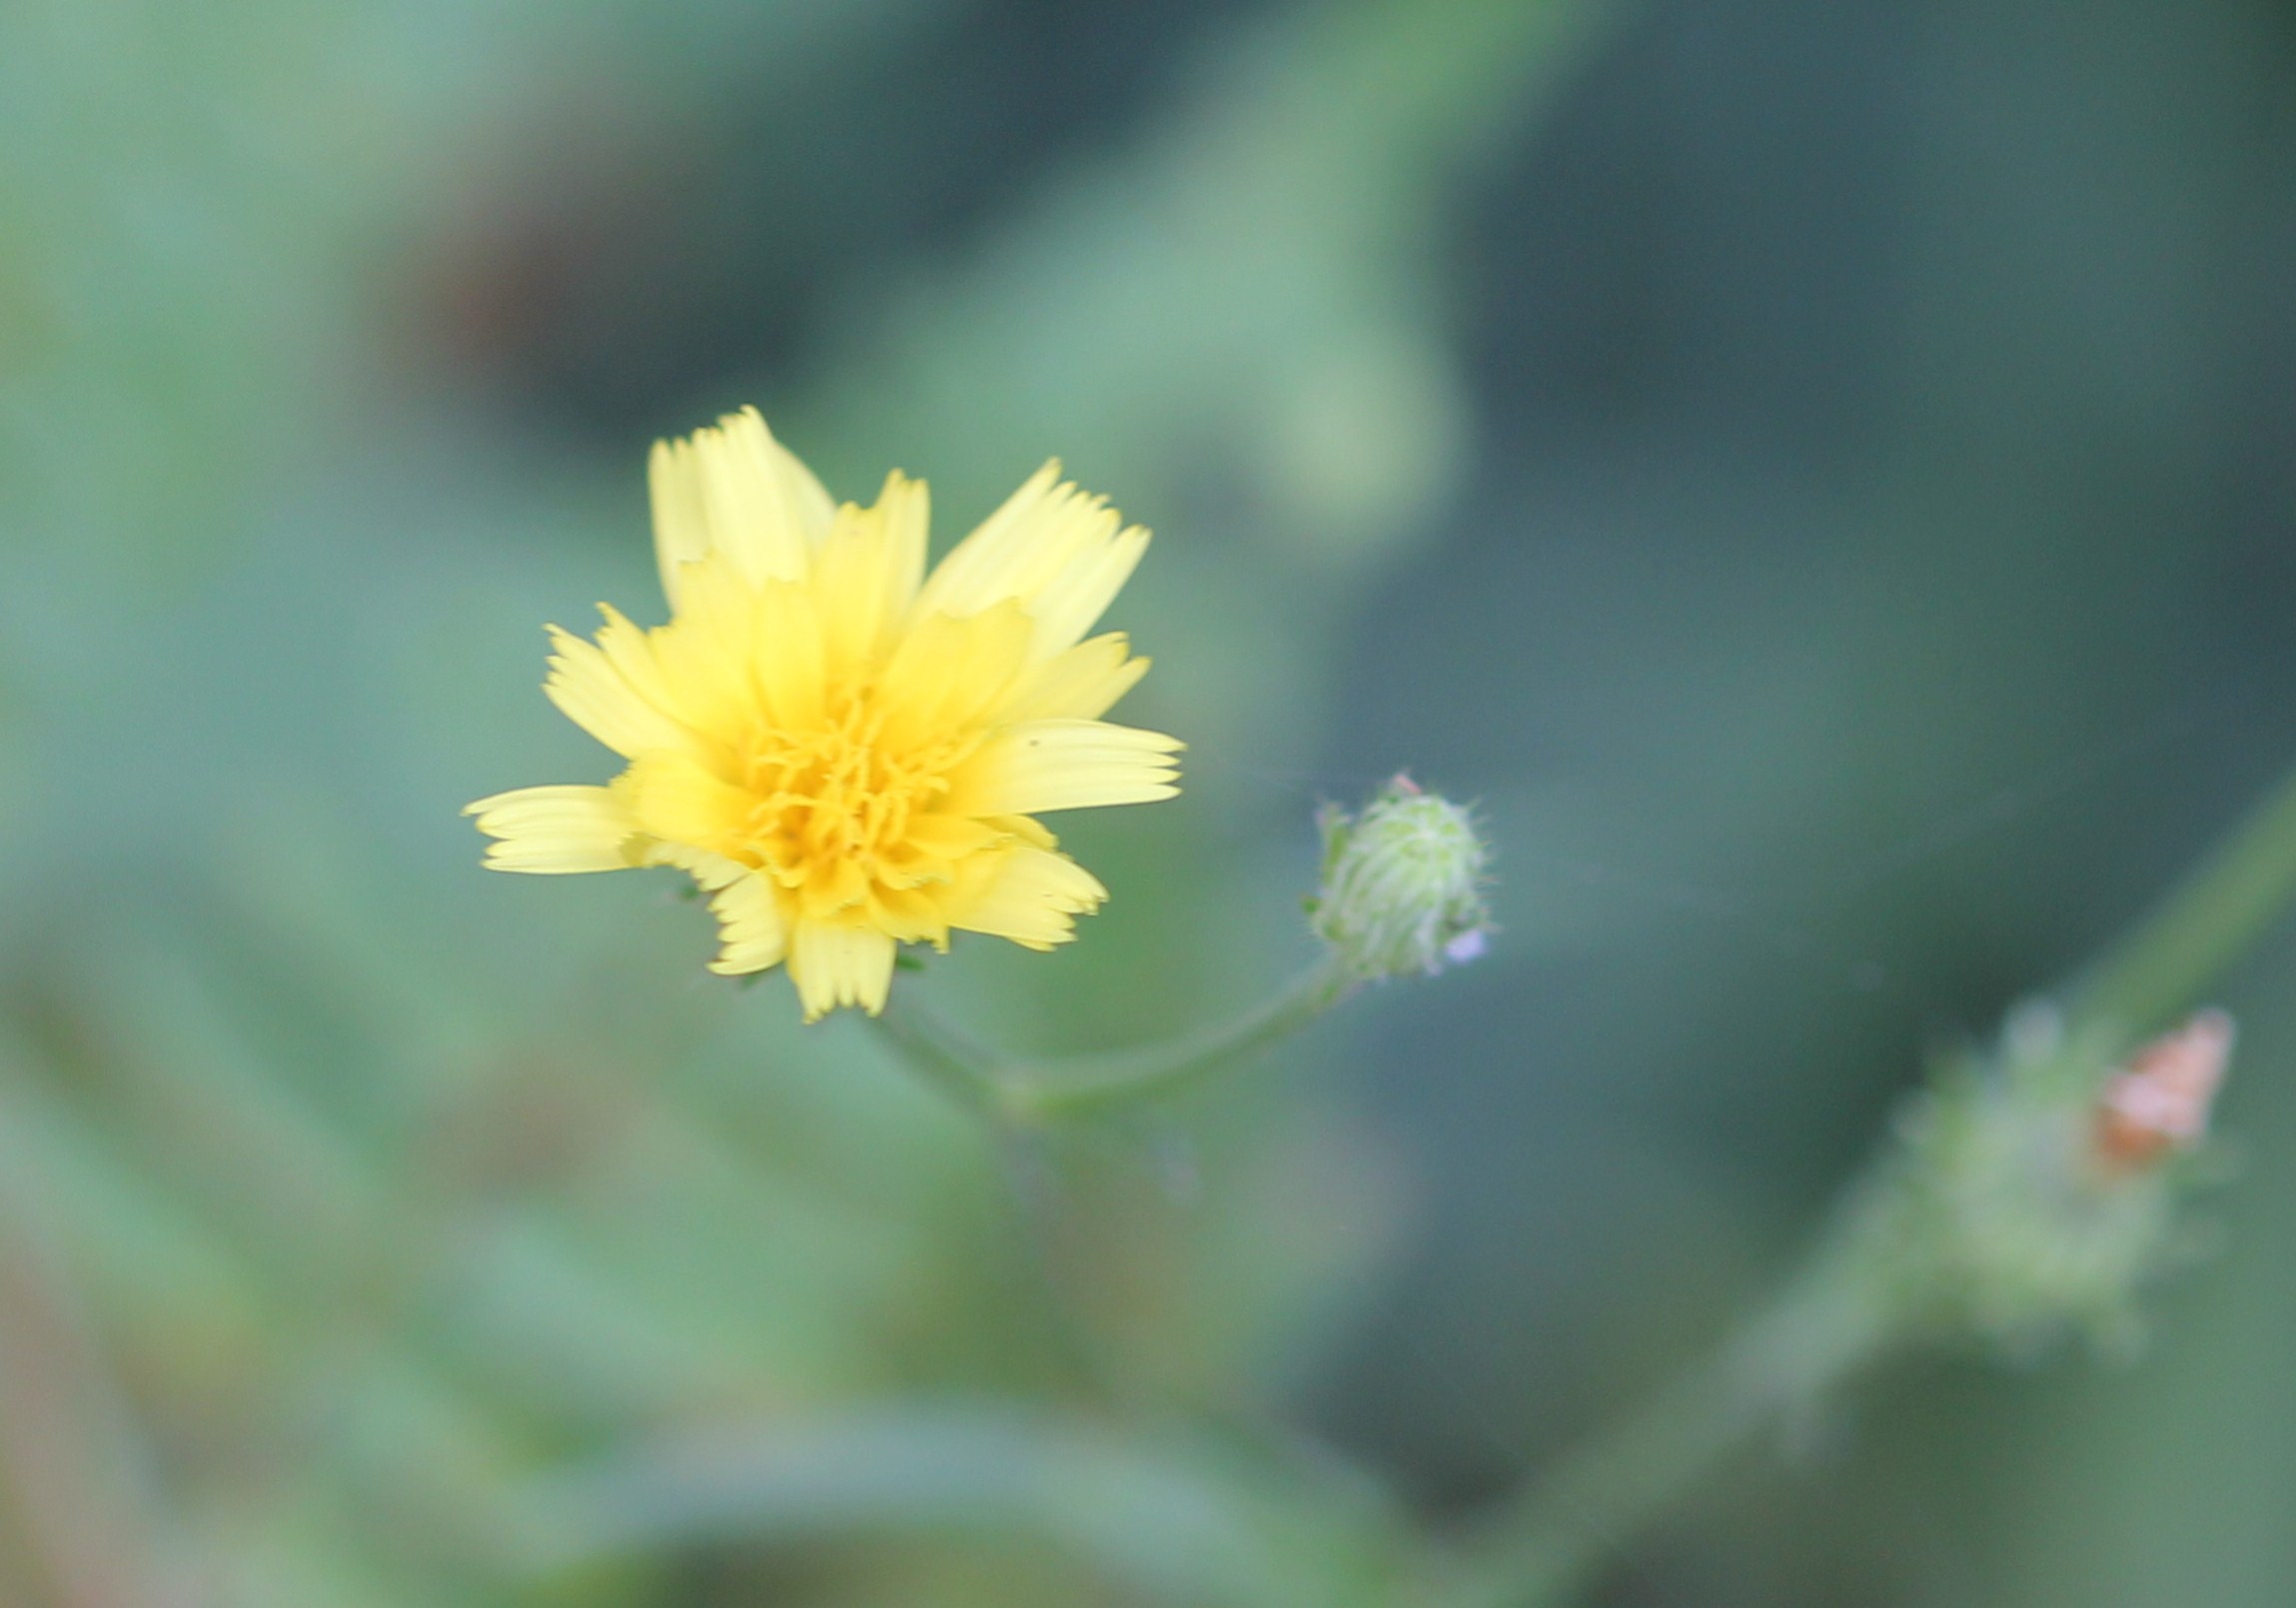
[514,1400,1407,1608]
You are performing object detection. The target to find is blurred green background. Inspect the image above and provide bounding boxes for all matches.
[6,0,2296,1602]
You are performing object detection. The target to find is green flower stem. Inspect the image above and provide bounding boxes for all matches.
[1006,960,1360,1120]
[1430,1255,1895,1608]
[2063,753,2296,1050]
[870,962,1362,1411]
[865,991,1012,1121]
[872,959,1360,1125]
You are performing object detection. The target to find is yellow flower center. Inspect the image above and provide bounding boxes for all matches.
[733,689,985,915]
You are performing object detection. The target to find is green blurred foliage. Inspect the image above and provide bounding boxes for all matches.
[0,0,1581,1601]
[4,0,2296,1604]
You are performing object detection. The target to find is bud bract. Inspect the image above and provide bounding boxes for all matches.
[1308,775,1492,981]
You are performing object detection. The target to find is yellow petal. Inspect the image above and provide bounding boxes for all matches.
[544,625,693,759]
[704,872,790,974]
[864,883,950,947]
[647,437,710,609]
[592,603,670,692]
[465,785,641,873]
[751,578,827,733]
[948,719,1183,815]
[985,812,1058,850]
[946,845,1107,949]
[913,463,1148,660]
[811,471,928,680]
[1022,522,1148,663]
[994,633,1150,723]
[793,853,870,922]
[874,602,1033,751]
[913,460,1062,618]
[786,922,896,1020]
[900,812,1006,861]
[646,557,759,742]
[649,408,831,601]
[638,838,751,891]
[626,751,755,856]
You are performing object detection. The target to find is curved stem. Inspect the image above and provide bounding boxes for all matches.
[871,959,1360,1125]
[867,962,1367,1415]
[867,991,1010,1120]
[1005,960,1360,1120]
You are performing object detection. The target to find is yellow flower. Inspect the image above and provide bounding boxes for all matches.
[466,409,1181,1020]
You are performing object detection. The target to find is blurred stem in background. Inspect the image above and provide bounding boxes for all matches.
[1430,751,2296,1608]
[2061,742,2296,1070]
[1432,1258,1891,1608]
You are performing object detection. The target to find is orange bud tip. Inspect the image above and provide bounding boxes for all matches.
[2094,1009,2235,1170]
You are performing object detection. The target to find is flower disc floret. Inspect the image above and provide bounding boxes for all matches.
[467,409,1181,1020]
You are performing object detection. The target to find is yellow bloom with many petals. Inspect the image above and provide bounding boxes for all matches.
[467,409,1181,1020]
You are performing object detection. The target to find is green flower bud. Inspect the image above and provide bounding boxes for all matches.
[1308,775,1492,981]
[1863,1006,2233,1360]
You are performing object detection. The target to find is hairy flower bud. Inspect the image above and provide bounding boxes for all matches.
[1868,1007,2235,1359]
[1308,775,1492,981]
